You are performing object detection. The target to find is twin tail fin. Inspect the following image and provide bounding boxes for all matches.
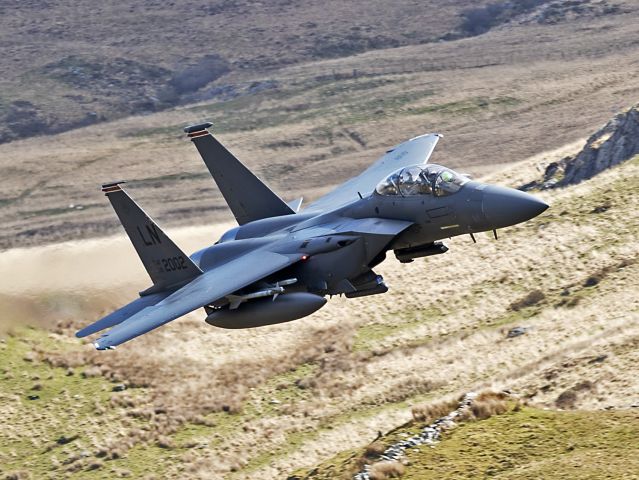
[101,182,202,293]
[185,122,294,225]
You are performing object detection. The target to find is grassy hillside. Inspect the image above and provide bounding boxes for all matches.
[295,403,639,479]
[0,0,491,143]
[402,407,639,480]
[0,328,156,479]
[1,149,638,479]
[5,0,623,143]
[2,2,639,477]
[1,1,639,248]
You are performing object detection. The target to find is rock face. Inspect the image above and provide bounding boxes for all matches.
[561,104,639,186]
[522,104,639,190]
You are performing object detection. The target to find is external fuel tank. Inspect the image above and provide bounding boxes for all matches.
[205,292,326,329]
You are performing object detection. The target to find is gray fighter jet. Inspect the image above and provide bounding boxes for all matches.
[77,123,548,350]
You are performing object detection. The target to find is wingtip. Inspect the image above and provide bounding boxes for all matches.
[93,341,116,351]
[408,132,443,142]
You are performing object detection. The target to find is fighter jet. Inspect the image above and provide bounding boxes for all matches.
[77,122,548,350]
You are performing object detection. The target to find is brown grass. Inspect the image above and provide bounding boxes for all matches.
[2,100,639,478]
[411,397,459,424]
[368,461,405,479]
[2,2,639,249]
[364,441,387,458]
[468,391,511,420]
[412,391,511,425]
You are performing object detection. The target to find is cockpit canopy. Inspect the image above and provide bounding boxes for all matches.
[375,164,468,197]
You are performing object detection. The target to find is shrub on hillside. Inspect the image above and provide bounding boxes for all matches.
[460,0,548,36]
[169,55,230,94]
[411,397,459,423]
[364,441,387,458]
[469,391,510,420]
[510,289,545,311]
[369,461,405,479]
[555,389,577,409]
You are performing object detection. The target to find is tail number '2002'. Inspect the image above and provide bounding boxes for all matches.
[155,256,188,272]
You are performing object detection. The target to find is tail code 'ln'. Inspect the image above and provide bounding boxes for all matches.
[101,182,202,293]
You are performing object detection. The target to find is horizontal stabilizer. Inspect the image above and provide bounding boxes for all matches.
[185,123,295,225]
[91,250,304,349]
[75,291,170,338]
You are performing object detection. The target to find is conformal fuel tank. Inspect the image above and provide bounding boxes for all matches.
[205,292,327,329]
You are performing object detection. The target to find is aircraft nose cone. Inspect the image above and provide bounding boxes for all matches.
[482,185,548,228]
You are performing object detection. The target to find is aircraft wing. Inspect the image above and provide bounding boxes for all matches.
[84,250,303,350]
[305,133,442,213]
[76,291,172,338]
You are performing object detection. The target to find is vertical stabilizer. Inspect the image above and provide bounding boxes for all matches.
[185,122,294,225]
[101,182,202,292]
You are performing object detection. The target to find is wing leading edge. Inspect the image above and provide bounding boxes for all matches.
[305,133,442,213]
[82,250,304,350]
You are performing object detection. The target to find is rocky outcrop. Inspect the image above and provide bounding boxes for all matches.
[561,104,639,185]
[521,103,639,190]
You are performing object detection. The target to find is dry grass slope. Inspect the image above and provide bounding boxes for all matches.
[296,393,639,479]
[0,0,490,142]
[1,146,638,478]
[2,3,639,477]
[2,0,639,248]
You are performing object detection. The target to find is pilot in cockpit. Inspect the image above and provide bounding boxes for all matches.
[375,164,468,197]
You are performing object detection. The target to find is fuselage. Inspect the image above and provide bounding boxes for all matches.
[191,164,548,324]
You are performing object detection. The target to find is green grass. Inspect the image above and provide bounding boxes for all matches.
[20,203,102,219]
[168,362,319,476]
[317,77,398,97]
[127,77,516,143]
[403,407,639,479]
[0,329,110,478]
[127,76,435,140]
[294,406,639,479]
[127,171,211,187]
[0,327,176,479]
[407,96,521,116]
[353,307,443,351]
[0,180,47,209]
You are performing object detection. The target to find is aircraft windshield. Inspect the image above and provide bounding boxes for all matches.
[375,164,468,197]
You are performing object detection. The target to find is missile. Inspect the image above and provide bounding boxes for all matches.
[394,241,448,263]
[226,278,297,309]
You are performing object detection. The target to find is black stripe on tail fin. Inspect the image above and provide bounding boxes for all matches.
[185,122,294,225]
[101,182,202,294]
